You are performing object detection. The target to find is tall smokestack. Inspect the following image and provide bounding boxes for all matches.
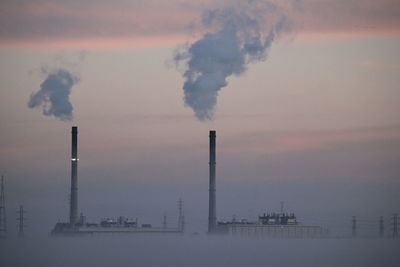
[69,126,78,225]
[208,130,217,232]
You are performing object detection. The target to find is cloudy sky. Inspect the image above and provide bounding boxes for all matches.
[0,0,399,235]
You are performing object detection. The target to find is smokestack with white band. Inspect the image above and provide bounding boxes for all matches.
[70,126,78,225]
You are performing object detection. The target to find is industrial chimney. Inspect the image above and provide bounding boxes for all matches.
[208,130,217,232]
[69,126,78,225]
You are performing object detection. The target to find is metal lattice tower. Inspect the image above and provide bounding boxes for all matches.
[181,210,185,233]
[17,205,26,238]
[0,176,6,238]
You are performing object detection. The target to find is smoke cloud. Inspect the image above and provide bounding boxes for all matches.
[28,69,79,121]
[174,1,291,121]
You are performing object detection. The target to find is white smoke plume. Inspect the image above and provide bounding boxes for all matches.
[174,1,291,121]
[28,69,79,121]
[28,52,86,121]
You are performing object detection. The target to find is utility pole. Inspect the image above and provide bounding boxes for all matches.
[352,216,357,238]
[178,199,184,232]
[0,175,6,238]
[393,214,398,239]
[379,216,384,238]
[17,205,26,238]
[163,212,167,229]
[182,211,185,233]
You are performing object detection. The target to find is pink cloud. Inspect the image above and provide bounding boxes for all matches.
[221,125,400,155]
[290,0,400,33]
[360,60,400,69]
[0,0,400,47]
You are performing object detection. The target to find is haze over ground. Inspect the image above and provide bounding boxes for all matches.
[0,0,399,266]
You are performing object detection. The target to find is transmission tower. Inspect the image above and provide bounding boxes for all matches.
[17,205,26,238]
[0,175,6,238]
[181,211,185,233]
[393,213,398,239]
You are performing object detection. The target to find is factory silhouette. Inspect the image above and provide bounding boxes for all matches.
[51,126,327,237]
[52,127,184,235]
[0,126,397,238]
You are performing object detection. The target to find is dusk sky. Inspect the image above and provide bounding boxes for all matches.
[1,0,400,238]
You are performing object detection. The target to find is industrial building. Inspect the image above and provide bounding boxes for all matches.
[51,126,184,235]
[52,126,327,237]
[215,212,328,238]
[207,130,328,238]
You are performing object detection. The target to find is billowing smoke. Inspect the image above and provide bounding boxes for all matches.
[28,69,79,121]
[174,1,291,121]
